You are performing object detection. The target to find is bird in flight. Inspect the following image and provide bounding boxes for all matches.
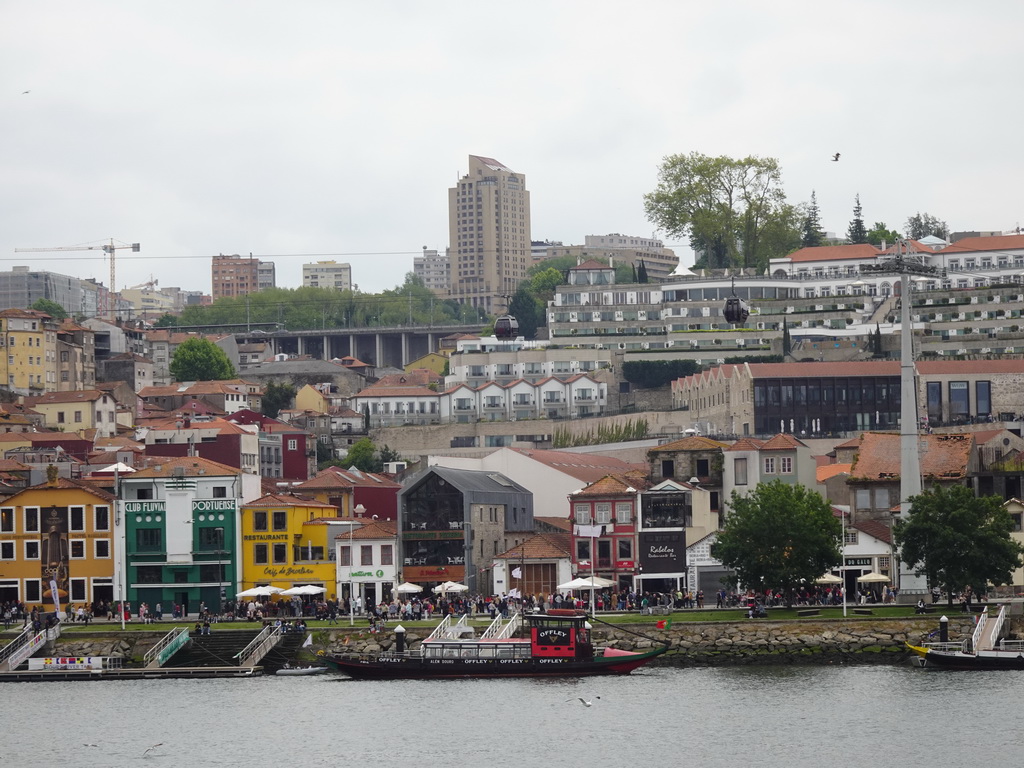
[567,696,600,707]
[82,744,98,748]
[831,153,841,161]
[142,743,164,757]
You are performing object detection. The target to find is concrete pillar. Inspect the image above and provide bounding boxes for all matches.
[296,336,304,357]
[401,333,409,368]
[323,335,329,360]
[375,333,383,368]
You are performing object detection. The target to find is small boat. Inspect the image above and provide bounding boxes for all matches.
[907,604,1022,669]
[323,609,668,680]
[275,665,329,676]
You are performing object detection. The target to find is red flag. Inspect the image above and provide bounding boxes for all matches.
[656,618,672,630]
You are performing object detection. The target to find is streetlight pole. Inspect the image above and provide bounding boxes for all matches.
[350,504,366,627]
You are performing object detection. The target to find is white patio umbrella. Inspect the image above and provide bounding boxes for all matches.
[557,576,616,590]
[814,573,843,585]
[432,581,469,594]
[856,572,891,583]
[281,585,327,596]
[236,586,283,598]
[395,582,423,594]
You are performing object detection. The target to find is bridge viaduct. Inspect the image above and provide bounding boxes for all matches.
[236,323,483,369]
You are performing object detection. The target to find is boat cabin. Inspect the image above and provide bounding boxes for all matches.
[527,610,593,659]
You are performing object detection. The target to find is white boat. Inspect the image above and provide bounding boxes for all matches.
[275,665,328,676]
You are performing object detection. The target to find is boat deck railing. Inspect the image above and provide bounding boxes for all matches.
[920,641,970,654]
[481,611,521,640]
[426,613,472,641]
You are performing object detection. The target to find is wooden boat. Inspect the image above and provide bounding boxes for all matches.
[275,665,328,676]
[323,609,668,680]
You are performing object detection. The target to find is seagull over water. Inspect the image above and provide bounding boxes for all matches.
[832,152,841,161]
[567,696,600,707]
[142,743,164,757]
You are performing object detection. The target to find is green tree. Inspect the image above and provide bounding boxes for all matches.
[637,260,649,283]
[866,222,901,247]
[712,480,841,603]
[31,298,68,320]
[262,381,296,418]
[847,194,868,244]
[153,313,179,328]
[343,437,380,473]
[169,338,235,381]
[905,212,949,241]
[894,485,1024,607]
[800,190,826,248]
[644,152,799,271]
[782,318,792,356]
[621,359,699,388]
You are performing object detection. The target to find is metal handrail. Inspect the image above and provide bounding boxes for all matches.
[237,625,282,667]
[481,611,521,640]
[970,607,989,652]
[985,604,1007,650]
[425,614,452,641]
[4,621,61,671]
[144,627,190,668]
[0,625,35,666]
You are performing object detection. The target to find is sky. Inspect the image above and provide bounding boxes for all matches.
[2,2,1022,297]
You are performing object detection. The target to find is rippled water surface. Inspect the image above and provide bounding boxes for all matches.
[7,665,1018,767]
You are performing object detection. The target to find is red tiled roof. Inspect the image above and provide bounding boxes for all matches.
[335,520,397,540]
[508,448,645,483]
[495,532,571,560]
[942,235,1024,254]
[569,259,614,271]
[534,516,572,532]
[575,474,644,497]
[24,390,106,405]
[726,437,766,452]
[817,463,852,482]
[759,433,807,451]
[852,519,892,545]
[128,456,241,478]
[296,467,401,491]
[849,432,973,483]
[784,244,881,262]
[244,493,337,508]
[9,476,115,503]
[649,435,729,453]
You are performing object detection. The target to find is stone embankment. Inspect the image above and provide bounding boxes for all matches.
[40,616,998,667]
[315,616,989,666]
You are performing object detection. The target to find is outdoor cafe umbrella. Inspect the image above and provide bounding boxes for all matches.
[236,586,283,598]
[814,573,843,585]
[432,581,469,594]
[395,582,423,594]
[856,572,891,583]
[280,585,327,596]
[557,576,616,590]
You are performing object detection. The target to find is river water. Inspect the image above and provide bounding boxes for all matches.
[6,664,1016,767]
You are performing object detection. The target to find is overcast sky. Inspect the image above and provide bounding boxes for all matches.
[2,2,1021,297]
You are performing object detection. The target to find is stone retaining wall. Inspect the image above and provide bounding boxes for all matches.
[314,616,989,666]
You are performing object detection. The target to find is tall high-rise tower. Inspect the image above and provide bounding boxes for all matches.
[448,155,531,314]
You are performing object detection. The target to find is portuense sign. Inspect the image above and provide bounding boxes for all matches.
[193,500,236,512]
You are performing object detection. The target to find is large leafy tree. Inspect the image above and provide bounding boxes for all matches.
[31,298,68,320]
[866,222,901,247]
[644,152,799,272]
[847,194,868,244]
[169,338,235,381]
[712,480,841,602]
[262,381,296,418]
[905,211,949,240]
[894,484,1023,607]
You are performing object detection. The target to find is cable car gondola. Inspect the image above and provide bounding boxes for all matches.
[723,296,750,325]
[494,314,519,340]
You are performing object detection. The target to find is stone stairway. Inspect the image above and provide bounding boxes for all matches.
[163,630,262,668]
[258,631,309,673]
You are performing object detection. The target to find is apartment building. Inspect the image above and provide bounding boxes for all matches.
[211,254,275,300]
[0,309,59,395]
[412,248,450,295]
[448,155,531,313]
[302,261,352,291]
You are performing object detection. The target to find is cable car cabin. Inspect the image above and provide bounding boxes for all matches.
[723,296,750,325]
[528,609,594,659]
[494,315,519,340]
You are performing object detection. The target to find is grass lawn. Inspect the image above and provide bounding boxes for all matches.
[0,604,936,636]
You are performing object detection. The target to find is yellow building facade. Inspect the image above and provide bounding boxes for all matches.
[239,494,341,599]
[0,478,116,611]
[0,309,59,396]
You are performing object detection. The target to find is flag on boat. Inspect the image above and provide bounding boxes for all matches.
[302,634,313,648]
[512,567,522,579]
[656,618,672,630]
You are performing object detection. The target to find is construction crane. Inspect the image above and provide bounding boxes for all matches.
[14,239,140,319]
